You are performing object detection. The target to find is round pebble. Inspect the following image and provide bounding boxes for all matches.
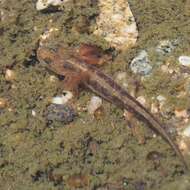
[5,69,16,81]
[45,104,77,124]
[156,40,178,54]
[130,50,152,75]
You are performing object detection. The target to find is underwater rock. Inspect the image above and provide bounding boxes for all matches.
[87,96,103,115]
[93,0,138,50]
[36,0,69,11]
[45,104,76,124]
[178,56,190,67]
[31,110,36,117]
[130,50,152,75]
[155,40,178,55]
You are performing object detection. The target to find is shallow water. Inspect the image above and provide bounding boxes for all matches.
[0,0,190,189]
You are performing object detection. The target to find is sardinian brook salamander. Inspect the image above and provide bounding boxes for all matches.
[37,44,187,170]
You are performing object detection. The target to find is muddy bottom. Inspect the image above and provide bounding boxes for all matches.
[0,0,190,189]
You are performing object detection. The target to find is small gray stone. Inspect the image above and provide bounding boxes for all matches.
[130,50,152,75]
[155,40,178,55]
[45,104,77,124]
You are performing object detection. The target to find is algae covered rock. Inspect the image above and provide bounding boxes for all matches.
[93,0,138,50]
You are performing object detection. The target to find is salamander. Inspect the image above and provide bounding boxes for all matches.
[37,44,188,170]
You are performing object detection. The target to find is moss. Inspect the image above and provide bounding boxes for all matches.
[0,0,190,189]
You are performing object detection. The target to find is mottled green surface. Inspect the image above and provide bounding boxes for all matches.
[0,0,190,189]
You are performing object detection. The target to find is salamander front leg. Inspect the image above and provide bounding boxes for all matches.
[62,72,89,98]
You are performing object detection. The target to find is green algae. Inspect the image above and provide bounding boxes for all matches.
[0,0,190,189]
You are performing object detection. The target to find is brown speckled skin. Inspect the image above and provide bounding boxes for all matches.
[37,45,187,170]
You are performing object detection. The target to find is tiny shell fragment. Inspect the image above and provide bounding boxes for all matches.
[93,0,138,50]
[45,104,76,124]
[51,91,73,105]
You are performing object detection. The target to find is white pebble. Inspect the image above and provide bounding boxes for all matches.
[36,0,69,11]
[156,95,166,102]
[87,96,102,115]
[182,125,190,137]
[51,91,73,105]
[179,56,190,67]
[32,110,36,117]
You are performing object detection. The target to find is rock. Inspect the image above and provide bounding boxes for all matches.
[178,56,190,67]
[36,0,69,11]
[155,40,178,55]
[45,104,76,124]
[87,96,103,115]
[130,50,152,75]
[93,0,138,50]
